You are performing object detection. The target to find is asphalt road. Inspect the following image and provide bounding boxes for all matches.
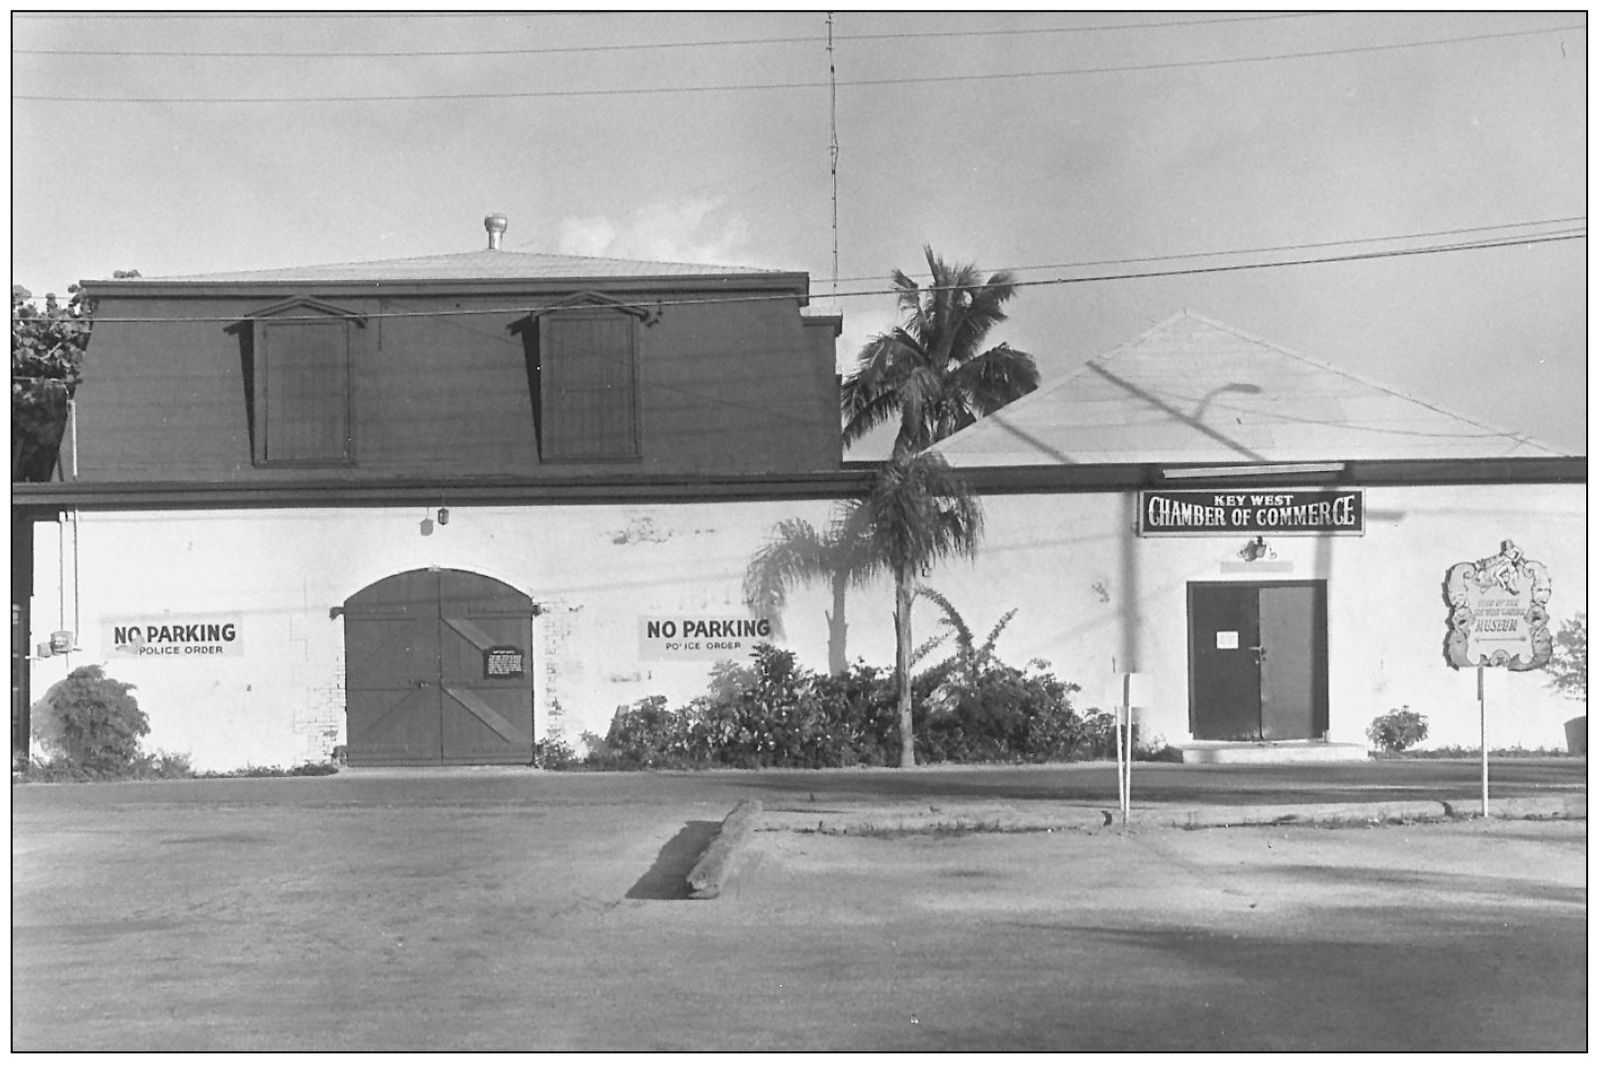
[10,760,1587,1051]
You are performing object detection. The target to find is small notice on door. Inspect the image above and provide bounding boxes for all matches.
[1216,631,1240,650]
[483,646,526,679]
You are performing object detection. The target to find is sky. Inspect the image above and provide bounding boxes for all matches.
[10,9,1588,454]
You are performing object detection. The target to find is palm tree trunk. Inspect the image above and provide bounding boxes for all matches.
[826,570,849,677]
[895,564,916,768]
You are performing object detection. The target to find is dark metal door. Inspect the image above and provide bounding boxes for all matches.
[344,569,534,766]
[1189,584,1262,740]
[1189,581,1326,741]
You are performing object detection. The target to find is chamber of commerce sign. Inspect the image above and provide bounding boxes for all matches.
[1444,540,1552,671]
[639,616,774,661]
[1139,489,1364,536]
[106,613,244,658]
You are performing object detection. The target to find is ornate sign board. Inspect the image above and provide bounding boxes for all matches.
[1444,540,1552,671]
[1139,489,1364,536]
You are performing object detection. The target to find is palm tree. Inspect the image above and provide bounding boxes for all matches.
[748,248,1035,763]
[742,506,874,677]
[855,450,985,768]
[842,245,1039,457]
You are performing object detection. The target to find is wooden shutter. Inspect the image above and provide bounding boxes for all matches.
[539,311,638,460]
[258,320,351,464]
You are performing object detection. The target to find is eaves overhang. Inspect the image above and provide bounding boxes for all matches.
[10,457,1585,514]
[76,271,815,304]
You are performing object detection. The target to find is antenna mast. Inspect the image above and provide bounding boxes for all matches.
[827,12,839,307]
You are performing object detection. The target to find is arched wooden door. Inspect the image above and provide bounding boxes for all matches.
[343,568,535,766]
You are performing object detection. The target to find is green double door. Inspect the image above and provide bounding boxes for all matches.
[343,569,534,766]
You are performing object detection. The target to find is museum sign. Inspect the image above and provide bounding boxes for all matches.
[1443,540,1553,671]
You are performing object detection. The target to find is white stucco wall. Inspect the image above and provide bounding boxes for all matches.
[27,483,1585,770]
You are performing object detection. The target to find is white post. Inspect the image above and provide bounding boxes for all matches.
[1114,674,1126,824]
[1479,665,1489,818]
[1123,673,1133,823]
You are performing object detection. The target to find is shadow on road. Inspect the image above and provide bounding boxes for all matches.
[626,821,722,900]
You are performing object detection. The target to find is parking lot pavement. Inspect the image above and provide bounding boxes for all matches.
[10,761,1587,1051]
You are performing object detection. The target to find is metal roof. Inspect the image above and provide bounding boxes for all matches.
[934,311,1567,465]
[88,248,803,289]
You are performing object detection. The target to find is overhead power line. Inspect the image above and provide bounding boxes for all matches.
[830,216,1588,286]
[14,24,1582,103]
[42,229,1584,326]
[13,13,1323,58]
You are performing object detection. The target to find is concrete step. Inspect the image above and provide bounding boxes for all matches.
[1179,741,1371,765]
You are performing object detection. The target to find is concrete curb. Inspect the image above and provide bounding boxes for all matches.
[686,799,764,899]
[757,792,1585,836]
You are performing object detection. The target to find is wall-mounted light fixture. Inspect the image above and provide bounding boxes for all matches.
[1239,536,1275,562]
[437,507,450,526]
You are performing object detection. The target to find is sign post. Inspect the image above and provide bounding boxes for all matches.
[1109,670,1140,826]
[1478,666,1488,818]
[1122,674,1133,825]
[1114,677,1125,824]
[1443,540,1553,818]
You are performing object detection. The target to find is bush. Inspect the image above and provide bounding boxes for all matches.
[582,643,1109,770]
[536,735,579,770]
[132,749,195,779]
[197,761,339,778]
[1545,612,1586,702]
[916,656,1100,765]
[1367,706,1429,753]
[40,666,149,775]
[17,755,98,783]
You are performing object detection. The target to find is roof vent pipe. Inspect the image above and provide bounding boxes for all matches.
[485,213,508,250]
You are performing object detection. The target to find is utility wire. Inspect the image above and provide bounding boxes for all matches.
[14,13,1325,57]
[831,215,1587,286]
[33,229,1583,326]
[14,24,1581,103]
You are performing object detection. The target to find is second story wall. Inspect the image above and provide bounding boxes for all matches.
[70,284,842,483]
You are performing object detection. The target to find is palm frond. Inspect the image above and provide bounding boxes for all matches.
[948,343,1040,420]
[841,386,906,450]
[860,452,984,579]
[947,272,1018,364]
[842,330,926,446]
[894,364,948,453]
[742,518,832,638]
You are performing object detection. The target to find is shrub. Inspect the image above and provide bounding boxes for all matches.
[18,755,98,783]
[1544,612,1586,702]
[40,666,149,775]
[197,761,339,778]
[916,657,1097,765]
[536,735,579,770]
[132,749,195,779]
[1366,706,1429,753]
[581,641,1111,770]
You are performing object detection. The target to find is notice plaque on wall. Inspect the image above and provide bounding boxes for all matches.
[484,646,526,679]
[1139,489,1364,536]
[1443,540,1552,671]
[106,613,244,659]
[639,616,775,661]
